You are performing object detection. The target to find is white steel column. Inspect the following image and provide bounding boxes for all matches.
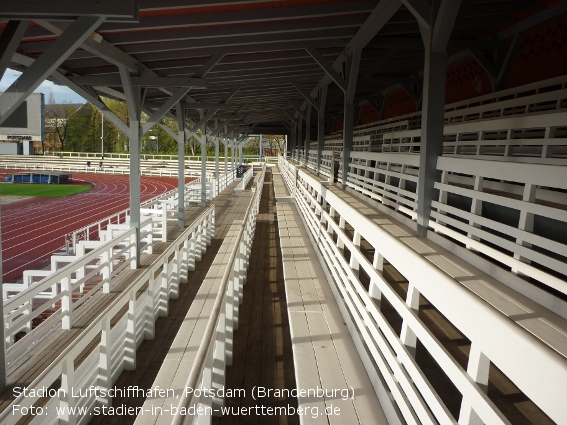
[0,206,4,392]
[201,135,207,208]
[297,115,303,163]
[415,0,462,236]
[120,66,142,268]
[317,85,328,175]
[176,102,185,227]
[341,49,361,190]
[259,133,263,162]
[215,137,220,196]
[239,141,243,166]
[224,138,228,175]
[304,103,311,167]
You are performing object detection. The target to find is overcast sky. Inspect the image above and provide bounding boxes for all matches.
[0,69,86,104]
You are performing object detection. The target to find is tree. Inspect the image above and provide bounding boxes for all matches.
[243,134,285,156]
[44,98,83,153]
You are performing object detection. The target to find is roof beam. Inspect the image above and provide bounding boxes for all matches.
[182,103,232,110]
[36,20,139,72]
[67,75,207,88]
[287,100,306,121]
[432,0,463,52]
[497,1,567,40]
[400,0,431,29]
[0,16,105,126]
[292,81,320,111]
[142,86,192,136]
[305,47,347,92]
[0,21,29,81]
[0,1,138,22]
[101,1,376,32]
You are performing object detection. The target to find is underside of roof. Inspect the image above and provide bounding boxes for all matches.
[1,0,566,137]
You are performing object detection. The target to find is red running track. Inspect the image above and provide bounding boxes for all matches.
[0,172,183,283]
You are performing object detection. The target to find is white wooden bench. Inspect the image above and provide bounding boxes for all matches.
[272,167,292,202]
[135,223,242,425]
[277,202,388,425]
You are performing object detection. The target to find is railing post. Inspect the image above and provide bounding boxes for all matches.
[60,357,77,425]
[458,343,491,425]
[102,249,111,293]
[179,238,189,284]
[171,251,180,300]
[211,302,226,414]
[61,276,73,330]
[98,316,113,408]
[400,281,420,357]
[145,274,156,339]
[369,250,384,308]
[124,289,137,370]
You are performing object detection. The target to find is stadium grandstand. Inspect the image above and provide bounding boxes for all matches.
[0,1,566,425]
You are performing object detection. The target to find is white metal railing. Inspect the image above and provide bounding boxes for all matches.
[3,217,154,363]
[65,172,234,251]
[279,156,567,425]
[0,206,215,425]
[49,151,233,162]
[323,74,567,154]
[432,156,567,296]
[305,149,334,178]
[346,151,419,220]
[168,164,265,425]
[279,156,296,197]
[380,110,567,162]
[0,162,202,177]
[336,147,567,307]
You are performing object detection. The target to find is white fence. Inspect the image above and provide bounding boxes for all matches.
[0,206,216,425]
[3,216,154,364]
[0,162,202,177]
[168,164,265,425]
[65,171,235,251]
[279,156,567,425]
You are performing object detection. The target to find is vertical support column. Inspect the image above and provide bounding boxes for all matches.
[342,49,361,190]
[0,206,5,392]
[201,131,207,208]
[304,103,311,167]
[290,121,296,160]
[176,103,185,227]
[215,138,220,196]
[317,85,328,175]
[239,141,243,166]
[297,115,303,163]
[120,66,142,267]
[259,133,263,162]
[224,138,228,176]
[416,24,449,237]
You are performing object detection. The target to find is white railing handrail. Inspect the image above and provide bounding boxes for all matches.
[0,206,215,425]
[172,165,266,423]
[281,155,567,424]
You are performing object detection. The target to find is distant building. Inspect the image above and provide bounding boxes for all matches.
[0,93,45,155]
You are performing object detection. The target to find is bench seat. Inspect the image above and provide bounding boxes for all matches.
[277,202,388,425]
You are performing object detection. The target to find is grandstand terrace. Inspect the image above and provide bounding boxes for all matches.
[1,1,567,425]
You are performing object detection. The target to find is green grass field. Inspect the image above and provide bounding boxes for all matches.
[0,183,92,198]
